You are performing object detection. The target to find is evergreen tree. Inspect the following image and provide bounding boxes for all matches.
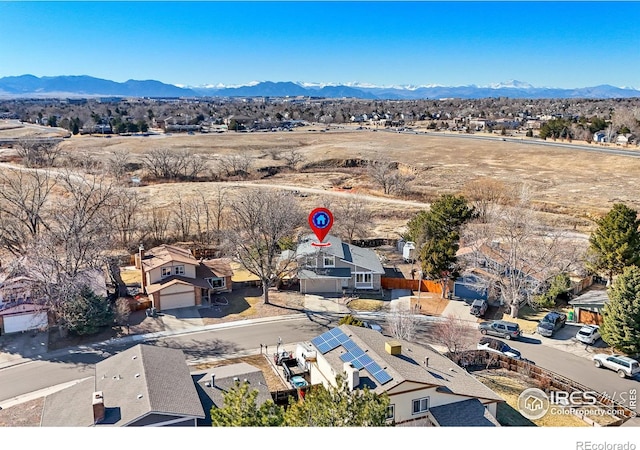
[587,203,640,285]
[410,194,474,298]
[283,375,390,427]
[211,381,285,426]
[58,286,114,335]
[600,266,640,355]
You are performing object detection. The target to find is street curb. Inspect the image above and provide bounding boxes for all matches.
[0,313,309,371]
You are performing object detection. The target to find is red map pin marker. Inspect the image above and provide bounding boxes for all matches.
[309,207,333,246]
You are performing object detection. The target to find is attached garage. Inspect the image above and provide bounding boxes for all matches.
[154,282,196,311]
[454,275,488,301]
[0,304,48,334]
[568,288,608,325]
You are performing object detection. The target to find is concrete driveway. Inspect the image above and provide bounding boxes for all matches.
[525,322,610,360]
[159,306,204,332]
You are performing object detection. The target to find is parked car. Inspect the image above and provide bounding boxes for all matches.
[477,337,522,359]
[478,320,522,340]
[593,354,640,378]
[470,299,488,317]
[363,321,383,333]
[576,324,601,345]
[536,311,567,337]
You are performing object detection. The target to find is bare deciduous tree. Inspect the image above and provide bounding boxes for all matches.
[110,188,142,248]
[282,148,304,170]
[115,297,132,333]
[107,149,131,180]
[430,314,476,358]
[217,153,254,179]
[15,139,63,167]
[172,193,194,242]
[334,197,372,242]
[461,185,584,318]
[0,168,55,254]
[145,207,171,245]
[226,189,304,304]
[366,158,414,195]
[462,177,507,223]
[388,304,418,341]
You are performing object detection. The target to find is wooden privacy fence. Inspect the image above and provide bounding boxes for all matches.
[451,350,637,424]
[381,277,451,294]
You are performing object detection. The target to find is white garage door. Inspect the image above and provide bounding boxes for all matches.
[160,290,195,311]
[4,312,48,334]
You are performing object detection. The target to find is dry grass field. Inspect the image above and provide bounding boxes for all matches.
[3,124,640,237]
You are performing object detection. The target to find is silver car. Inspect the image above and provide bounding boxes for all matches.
[576,325,601,345]
[593,354,640,378]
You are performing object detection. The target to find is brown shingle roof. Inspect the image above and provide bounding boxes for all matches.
[141,244,197,272]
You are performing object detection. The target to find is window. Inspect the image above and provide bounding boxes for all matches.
[386,404,395,420]
[412,397,429,414]
[161,267,172,278]
[174,265,185,275]
[323,255,335,268]
[354,272,373,288]
[207,277,225,289]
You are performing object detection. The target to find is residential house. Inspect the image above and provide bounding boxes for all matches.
[40,344,205,426]
[616,133,635,146]
[292,234,385,295]
[568,286,609,325]
[304,325,503,426]
[136,244,233,312]
[0,268,106,334]
[192,362,272,426]
[593,131,607,143]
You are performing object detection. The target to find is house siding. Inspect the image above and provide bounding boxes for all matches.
[148,262,197,285]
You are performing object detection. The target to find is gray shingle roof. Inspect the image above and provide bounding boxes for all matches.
[321,325,503,403]
[42,344,205,426]
[569,288,609,307]
[95,344,205,426]
[296,234,384,273]
[41,378,96,427]
[429,398,501,426]
[192,362,272,426]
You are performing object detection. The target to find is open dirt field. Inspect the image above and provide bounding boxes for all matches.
[3,126,640,236]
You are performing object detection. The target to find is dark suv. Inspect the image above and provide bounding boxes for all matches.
[536,311,566,337]
[470,299,488,317]
[478,320,522,340]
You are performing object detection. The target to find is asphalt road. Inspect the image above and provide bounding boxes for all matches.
[1,314,638,415]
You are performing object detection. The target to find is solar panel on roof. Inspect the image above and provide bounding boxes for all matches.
[360,354,374,367]
[312,328,345,354]
[372,370,393,385]
[351,346,365,358]
[340,352,354,364]
[343,340,359,352]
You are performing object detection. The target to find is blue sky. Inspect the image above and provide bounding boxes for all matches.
[1,1,639,89]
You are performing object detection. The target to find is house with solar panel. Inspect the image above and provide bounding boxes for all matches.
[305,324,503,426]
[291,234,385,295]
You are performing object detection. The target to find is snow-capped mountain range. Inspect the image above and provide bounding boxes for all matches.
[0,75,638,100]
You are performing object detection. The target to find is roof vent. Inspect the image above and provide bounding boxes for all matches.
[135,373,140,378]
[233,377,239,382]
[137,394,143,399]
[244,378,248,383]
[132,356,137,360]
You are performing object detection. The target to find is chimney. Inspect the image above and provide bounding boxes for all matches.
[385,340,402,355]
[92,391,105,424]
[138,244,147,291]
[343,362,360,391]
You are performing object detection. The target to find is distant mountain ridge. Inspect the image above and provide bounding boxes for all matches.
[1,75,639,100]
